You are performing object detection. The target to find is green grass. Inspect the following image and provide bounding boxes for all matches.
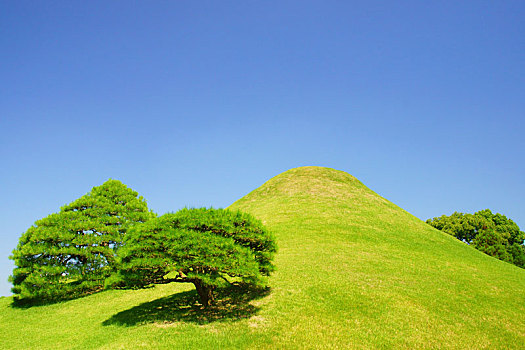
[1,166,524,349]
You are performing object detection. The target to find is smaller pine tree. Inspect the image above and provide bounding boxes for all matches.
[10,180,155,302]
[118,208,277,307]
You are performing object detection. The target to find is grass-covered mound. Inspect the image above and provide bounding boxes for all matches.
[1,166,524,349]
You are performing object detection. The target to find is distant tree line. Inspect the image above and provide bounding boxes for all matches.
[10,180,276,307]
[427,209,525,268]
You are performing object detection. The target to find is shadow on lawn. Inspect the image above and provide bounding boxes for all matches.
[10,286,111,309]
[103,284,270,326]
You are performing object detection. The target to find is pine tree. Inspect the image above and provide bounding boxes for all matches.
[118,208,277,307]
[10,180,155,302]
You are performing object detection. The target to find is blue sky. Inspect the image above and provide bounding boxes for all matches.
[1,1,524,296]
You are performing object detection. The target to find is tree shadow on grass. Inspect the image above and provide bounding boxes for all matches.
[103,284,271,326]
[9,286,112,309]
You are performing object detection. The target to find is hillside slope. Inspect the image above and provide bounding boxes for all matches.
[229,166,525,348]
[1,166,524,349]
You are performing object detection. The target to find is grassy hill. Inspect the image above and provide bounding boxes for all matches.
[1,166,524,349]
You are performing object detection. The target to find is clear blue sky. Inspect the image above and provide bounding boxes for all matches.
[1,1,523,296]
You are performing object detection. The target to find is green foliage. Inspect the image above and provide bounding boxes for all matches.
[424,212,484,244]
[427,209,525,268]
[473,230,513,263]
[9,180,155,302]
[118,208,276,306]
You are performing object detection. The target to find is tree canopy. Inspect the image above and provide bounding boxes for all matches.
[427,209,525,268]
[9,180,155,302]
[117,208,277,307]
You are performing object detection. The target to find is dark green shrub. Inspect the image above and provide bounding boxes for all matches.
[427,209,525,268]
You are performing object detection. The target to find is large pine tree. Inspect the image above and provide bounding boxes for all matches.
[10,180,155,302]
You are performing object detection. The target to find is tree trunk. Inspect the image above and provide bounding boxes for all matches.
[193,279,214,307]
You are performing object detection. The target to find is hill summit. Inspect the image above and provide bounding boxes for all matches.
[232,166,431,239]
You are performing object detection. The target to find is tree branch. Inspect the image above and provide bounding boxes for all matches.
[156,277,192,284]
